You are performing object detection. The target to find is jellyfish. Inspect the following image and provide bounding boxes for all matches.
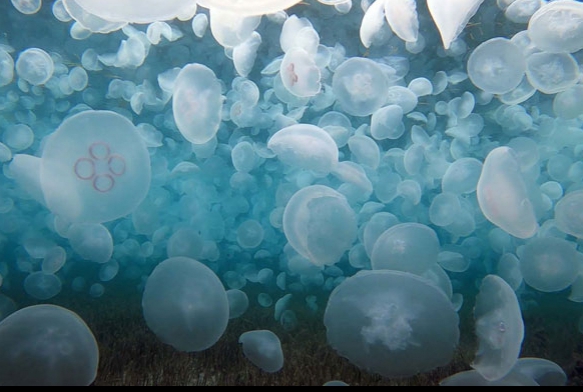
[476,147,538,239]
[197,0,301,16]
[527,0,583,53]
[68,0,198,24]
[518,237,579,293]
[384,0,419,43]
[62,0,127,34]
[324,270,460,378]
[15,48,54,86]
[0,305,99,386]
[239,330,284,373]
[11,0,42,14]
[472,275,524,381]
[67,223,113,264]
[280,47,321,98]
[227,289,249,319]
[555,190,583,238]
[142,257,229,352]
[283,185,357,267]
[427,0,485,49]
[172,63,223,145]
[0,49,14,87]
[442,157,483,195]
[23,272,62,301]
[525,52,579,95]
[332,57,390,117]
[467,38,526,95]
[553,85,583,120]
[371,223,440,274]
[237,220,264,249]
[267,124,339,175]
[359,0,391,49]
[39,110,151,224]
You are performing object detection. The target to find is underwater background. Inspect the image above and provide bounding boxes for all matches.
[1,0,583,386]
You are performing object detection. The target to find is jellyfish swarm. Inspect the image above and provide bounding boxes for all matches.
[283,185,357,267]
[472,275,524,382]
[324,270,460,378]
[476,146,538,239]
[0,305,99,386]
[239,330,284,373]
[142,257,229,352]
[172,63,223,145]
[40,110,151,224]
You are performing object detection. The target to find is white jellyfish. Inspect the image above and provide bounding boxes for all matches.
[525,52,579,95]
[237,220,264,249]
[527,0,583,53]
[283,185,357,267]
[472,275,524,381]
[23,272,62,300]
[15,48,54,86]
[280,47,321,98]
[0,50,14,87]
[198,0,300,16]
[39,110,151,224]
[227,289,249,319]
[324,270,460,378]
[553,85,583,120]
[172,63,223,145]
[67,223,113,264]
[476,147,538,239]
[239,330,284,373]
[467,38,526,95]
[0,305,99,386]
[68,0,198,24]
[142,257,229,352]
[555,190,583,238]
[384,0,419,43]
[332,57,390,117]
[267,124,339,175]
[11,0,42,15]
[427,0,485,49]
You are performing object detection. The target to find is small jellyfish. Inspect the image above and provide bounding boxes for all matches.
[237,220,264,249]
[283,185,357,267]
[67,223,113,264]
[172,63,223,145]
[0,305,99,386]
[476,147,538,239]
[15,48,54,86]
[239,330,284,373]
[40,110,151,224]
[525,52,579,95]
[332,57,390,117]
[427,0,485,49]
[2,124,34,152]
[553,85,583,120]
[442,157,483,195]
[280,47,321,98]
[11,0,42,15]
[528,0,583,53]
[142,257,229,352]
[467,38,526,95]
[555,190,583,238]
[0,50,14,87]
[227,289,249,319]
[267,124,339,175]
[23,272,62,301]
[472,275,524,381]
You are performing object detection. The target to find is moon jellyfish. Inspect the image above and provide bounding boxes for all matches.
[239,330,284,373]
[15,48,54,86]
[0,304,99,386]
[23,272,62,300]
[283,185,357,267]
[467,38,526,95]
[40,110,151,224]
[67,223,113,264]
[197,0,301,16]
[280,47,321,98]
[525,52,579,95]
[142,257,229,352]
[384,0,419,43]
[227,289,249,319]
[0,50,14,87]
[476,147,538,239]
[371,223,440,274]
[3,124,34,152]
[268,124,339,175]
[440,369,538,386]
[472,275,524,382]
[513,357,567,386]
[71,0,198,24]
[237,219,264,249]
[332,57,389,117]
[11,0,41,15]
[324,270,460,378]
[555,190,583,238]
[427,0,485,49]
[172,63,223,145]
[527,0,583,53]
[553,85,583,120]
[442,157,483,195]
[519,237,579,293]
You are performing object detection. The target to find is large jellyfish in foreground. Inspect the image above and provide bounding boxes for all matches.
[40,110,151,224]
[0,305,99,386]
[142,257,229,352]
[283,185,357,267]
[324,270,460,378]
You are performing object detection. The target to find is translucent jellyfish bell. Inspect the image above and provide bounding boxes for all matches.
[11,0,42,15]
[280,47,321,98]
[0,50,14,87]
[472,275,524,382]
[324,270,460,378]
[239,330,284,373]
[555,190,583,238]
[40,110,151,224]
[332,57,390,117]
[476,147,538,239]
[15,48,54,86]
[283,185,357,267]
[528,0,583,53]
[427,0,485,49]
[70,0,198,24]
[172,63,223,145]
[384,0,419,43]
[0,304,99,386]
[525,52,579,95]
[197,0,300,16]
[467,38,526,95]
[142,257,229,352]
